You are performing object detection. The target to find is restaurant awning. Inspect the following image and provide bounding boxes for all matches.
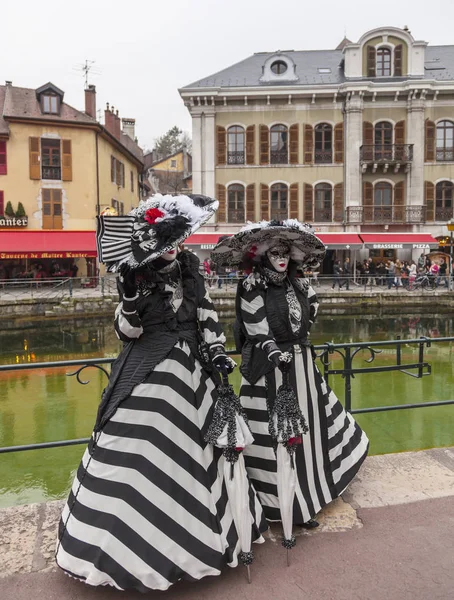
[0,230,97,259]
[185,232,364,250]
[359,233,439,250]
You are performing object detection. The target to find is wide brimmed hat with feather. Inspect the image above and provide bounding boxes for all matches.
[211,219,326,269]
[96,194,218,272]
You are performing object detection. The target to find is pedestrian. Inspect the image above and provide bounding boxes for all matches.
[387,260,396,289]
[211,220,369,531]
[55,194,266,592]
[409,260,417,289]
[437,259,448,288]
[367,258,377,286]
[332,259,343,290]
[394,259,403,287]
[418,253,425,270]
[343,257,351,290]
[430,260,439,284]
[203,256,212,287]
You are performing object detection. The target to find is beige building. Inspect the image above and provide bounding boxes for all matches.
[179,26,454,265]
[0,81,143,277]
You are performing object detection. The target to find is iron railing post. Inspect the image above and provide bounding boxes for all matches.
[344,346,352,412]
[69,278,73,298]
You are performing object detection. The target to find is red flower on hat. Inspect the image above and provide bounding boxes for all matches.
[247,245,258,258]
[144,208,164,224]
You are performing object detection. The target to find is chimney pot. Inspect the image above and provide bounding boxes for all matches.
[122,118,136,141]
[5,80,12,86]
[84,84,96,119]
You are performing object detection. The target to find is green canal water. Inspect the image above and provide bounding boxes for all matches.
[0,313,453,508]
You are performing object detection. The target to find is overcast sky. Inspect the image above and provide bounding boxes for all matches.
[3,0,454,151]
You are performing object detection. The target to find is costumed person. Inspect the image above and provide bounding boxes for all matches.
[211,219,369,537]
[55,194,267,592]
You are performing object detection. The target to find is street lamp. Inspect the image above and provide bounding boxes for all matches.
[447,219,454,291]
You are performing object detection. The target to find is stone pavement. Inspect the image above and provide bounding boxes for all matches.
[1,447,453,599]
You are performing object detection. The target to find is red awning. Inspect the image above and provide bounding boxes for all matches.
[317,233,363,248]
[185,233,225,245]
[360,233,439,249]
[0,230,97,259]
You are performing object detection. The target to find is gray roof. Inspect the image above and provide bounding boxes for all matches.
[182,45,454,90]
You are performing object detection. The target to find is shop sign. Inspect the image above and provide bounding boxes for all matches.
[0,217,28,228]
[0,251,97,259]
[412,244,431,249]
[201,244,216,250]
[372,243,403,249]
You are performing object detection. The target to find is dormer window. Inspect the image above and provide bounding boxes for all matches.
[376,47,392,77]
[42,94,59,114]
[260,54,298,83]
[270,60,288,75]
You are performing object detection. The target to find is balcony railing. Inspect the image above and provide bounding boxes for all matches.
[314,208,332,222]
[314,149,333,164]
[227,208,246,223]
[227,151,245,165]
[270,150,288,164]
[346,205,426,224]
[436,149,454,162]
[435,207,454,221]
[42,166,61,180]
[360,144,413,163]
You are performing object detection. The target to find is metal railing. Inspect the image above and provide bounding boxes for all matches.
[346,205,426,224]
[270,150,288,164]
[0,336,453,454]
[0,276,118,300]
[360,144,414,163]
[227,151,245,165]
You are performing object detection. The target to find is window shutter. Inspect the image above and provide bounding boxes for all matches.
[367,46,376,77]
[260,184,269,219]
[259,125,269,165]
[111,156,115,182]
[333,183,344,222]
[363,181,373,207]
[363,121,374,161]
[0,190,4,214]
[61,140,72,181]
[394,44,403,76]
[116,159,121,185]
[42,189,51,228]
[425,120,435,162]
[303,124,313,164]
[334,123,344,163]
[394,181,405,221]
[425,181,434,221]
[246,125,255,165]
[246,183,255,221]
[216,184,226,222]
[289,183,299,219]
[303,183,313,222]
[0,141,7,175]
[52,189,63,229]
[29,137,41,180]
[216,126,226,165]
[395,121,405,145]
[121,163,125,187]
[289,124,299,164]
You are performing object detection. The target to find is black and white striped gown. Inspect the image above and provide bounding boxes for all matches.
[239,277,369,524]
[56,266,266,592]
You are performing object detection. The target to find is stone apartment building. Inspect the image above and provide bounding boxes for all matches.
[179,26,454,264]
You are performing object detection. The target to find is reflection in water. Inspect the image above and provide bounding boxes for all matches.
[0,314,453,508]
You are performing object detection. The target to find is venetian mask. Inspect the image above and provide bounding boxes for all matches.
[267,244,290,272]
[161,248,178,262]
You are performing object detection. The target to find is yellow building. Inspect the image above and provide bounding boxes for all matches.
[0,81,143,277]
[144,148,192,195]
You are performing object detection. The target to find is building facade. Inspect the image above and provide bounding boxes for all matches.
[179,26,454,264]
[144,148,192,195]
[0,81,143,277]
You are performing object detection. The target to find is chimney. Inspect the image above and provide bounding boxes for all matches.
[114,109,121,139]
[85,84,96,119]
[5,80,12,86]
[122,118,136,140]
[104,103,115,136]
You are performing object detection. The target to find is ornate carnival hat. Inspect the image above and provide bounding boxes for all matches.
[211,219,326,270]
[97,194,218,272]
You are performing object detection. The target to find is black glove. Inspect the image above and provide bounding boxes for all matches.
[212,354,234,375]
[119,263,137,298]
[269,351,292,373]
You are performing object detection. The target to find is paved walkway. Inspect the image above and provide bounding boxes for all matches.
[1,447,453,599]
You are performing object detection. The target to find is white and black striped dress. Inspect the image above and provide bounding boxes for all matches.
[55,258,266,592]
[238,274,369,524]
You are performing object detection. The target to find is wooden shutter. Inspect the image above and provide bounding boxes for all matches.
[260,184,269,219]
[425,181,435,221]
[289,183,299,219]
[259,125,269,165]
[121,163,125,187]
[303,124,313,164]
[216,184,226,222]
[115,159,121,185]
[246,125,255,165]
[334,123,344,163]
[216,126,226,165]
[303,183,313,222]
[111,156,115,182]
[394,44,403,76]
[0,141,7,175]
[246,184,255,221]
[395,121,405,144]
[0,191,4,214]
[363,181,373,221]
[425,120,435,162]
[289,124,299,164]
[363,121,374,161]
[42,189,63,229]
[61,140,72,181]
[334,183,344,222]
[29,137,40,180]
[367,46,376,77]
[394,181,405,221]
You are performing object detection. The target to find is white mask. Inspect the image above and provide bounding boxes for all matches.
[267,246,290,273]
[161,248,177,262]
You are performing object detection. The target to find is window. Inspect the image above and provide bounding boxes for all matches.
[0,141,7,175]
[318,68,331,74]
[435,181,454,220]
[270,125,288,164]
[314,183,332,222]
[130,170,134,192]
[111,199,125,215]
[170,159,177,168]
[41,139,61,180]
[373,182,393,222]
[42,189,62,229]
[436,121,454,161]
[376,47,392,77]
[374,122,393,160]
[270,60,287,75]
[42,95,59,114]
[227,184,245,223]
[314,124,333,163]
[111,156,125,187]
[270,183,288,221]
[227,126,245,165]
